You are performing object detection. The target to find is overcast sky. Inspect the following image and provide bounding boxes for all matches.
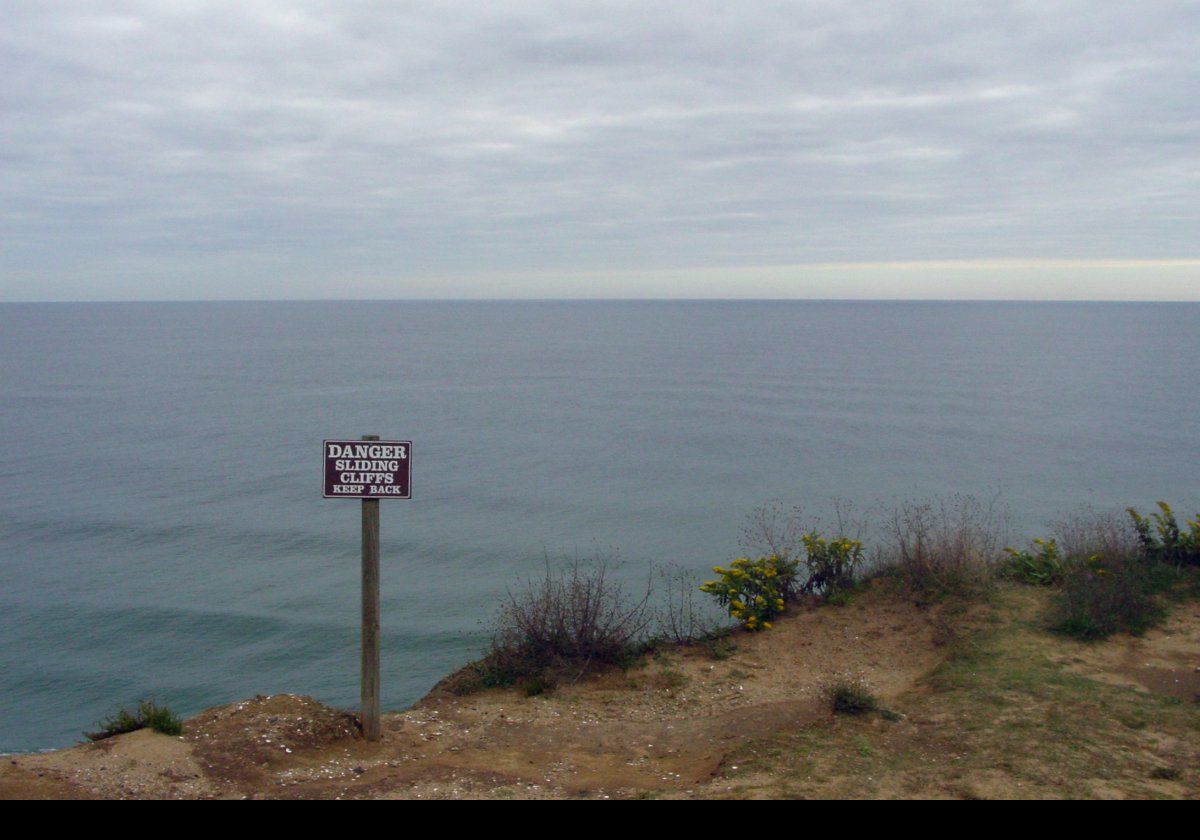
[2,1,1198,300]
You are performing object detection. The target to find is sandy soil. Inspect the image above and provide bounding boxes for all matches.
[3,587,1196,799]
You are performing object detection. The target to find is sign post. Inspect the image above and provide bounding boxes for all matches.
[323,436,412,742]
[360,435,381,742]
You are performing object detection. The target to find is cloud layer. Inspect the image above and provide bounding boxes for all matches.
[2,2,1198,299]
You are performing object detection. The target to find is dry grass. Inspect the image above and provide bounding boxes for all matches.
[872,494,1008,599]
[1050,508,1140,564]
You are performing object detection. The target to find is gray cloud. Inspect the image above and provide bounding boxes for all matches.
[1,1,1198,299]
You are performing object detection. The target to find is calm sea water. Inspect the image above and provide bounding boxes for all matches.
[1,300,1197,752]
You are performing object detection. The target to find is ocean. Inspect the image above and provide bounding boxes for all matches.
[1,300,1196,752]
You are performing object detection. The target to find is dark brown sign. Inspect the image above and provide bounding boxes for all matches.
[323,439,411,499]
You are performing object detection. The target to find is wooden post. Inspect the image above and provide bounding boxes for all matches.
[360,435,382,741]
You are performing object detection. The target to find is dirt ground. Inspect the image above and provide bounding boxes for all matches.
[1054,615,1200,704]
[3,585,1197,799]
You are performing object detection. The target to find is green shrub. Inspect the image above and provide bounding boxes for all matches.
[1000,538,1068,586]
[1054,556,1166,641]
[824,590,855,607]
[700,556,793,631]
[800,532,863,598]
[1127,502,1200,566]
[86,700,183,741]
[521,676,555,697]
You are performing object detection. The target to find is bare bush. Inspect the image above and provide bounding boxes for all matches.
[739,502,807,561]
[482,556,653,687]
[740,499,868,558]
[877,494,1008,596]
[657,563,729,645]
[1050,507,1139,564]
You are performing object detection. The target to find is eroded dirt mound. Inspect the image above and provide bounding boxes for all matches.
[186,694,360,792]
[188,694,359,754]
[0,694,360,800]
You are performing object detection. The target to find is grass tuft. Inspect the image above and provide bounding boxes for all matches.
[825,678,879,716]
[86,700,183,741]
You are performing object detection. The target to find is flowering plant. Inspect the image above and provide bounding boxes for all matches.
[800,533,863,596]
[700,555,795,631]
